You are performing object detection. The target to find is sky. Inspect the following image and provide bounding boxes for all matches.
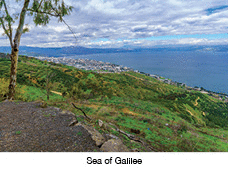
[0,0,228,48]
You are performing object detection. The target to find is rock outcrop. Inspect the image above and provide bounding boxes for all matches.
[0,101,99,152]
[76,122,106,147]
[100,139,130,152]
[0,100,131,152]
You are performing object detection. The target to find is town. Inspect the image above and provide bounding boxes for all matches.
[35,56,133,73]
[35,56,182,85]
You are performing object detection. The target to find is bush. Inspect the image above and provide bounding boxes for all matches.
[179,112,194,123]
[0,78,9,100]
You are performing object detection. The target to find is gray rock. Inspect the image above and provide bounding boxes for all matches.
[76,122,105,147]
[108,134,119,139]
[68,119,78,127]
[131,148,140,152]
[105,133,119,140]
[103,123,116,131]
[60,110,74,116]
[108,122,118,129]
[98,120,116,131]
[100,139,129,152]
[98,119,103,127]
[53,107,61,111]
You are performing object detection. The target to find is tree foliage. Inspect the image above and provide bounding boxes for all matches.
[0,0,73,99]
[0,0,73,47]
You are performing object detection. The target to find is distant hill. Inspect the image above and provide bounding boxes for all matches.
[0,46,134,57]
[0,45,228,57]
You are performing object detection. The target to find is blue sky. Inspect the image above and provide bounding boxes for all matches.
[0,0,228,48]
[205,5,228,15]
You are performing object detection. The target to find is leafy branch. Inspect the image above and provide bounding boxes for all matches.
[72,103,91,120]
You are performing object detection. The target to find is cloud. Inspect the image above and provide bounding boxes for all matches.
[81,36,228,48]
[1,0,228,47]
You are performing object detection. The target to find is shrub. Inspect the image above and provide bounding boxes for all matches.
[0,78,9,100]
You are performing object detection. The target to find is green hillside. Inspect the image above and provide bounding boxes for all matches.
[1,54,228,152]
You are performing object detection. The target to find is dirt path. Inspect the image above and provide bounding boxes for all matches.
[194,97,200,106]
[51,90,62,96]
[123,73,159,85]
[186,109,194,116]
[124,73,146,81]
[0,100,99,152]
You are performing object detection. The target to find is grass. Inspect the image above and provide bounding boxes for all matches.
[43,113,51,117]
[77,132,82,136]
[15,131,21,135]
[23,86,64,102]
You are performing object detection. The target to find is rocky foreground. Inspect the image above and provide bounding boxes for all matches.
[0,101,129,152]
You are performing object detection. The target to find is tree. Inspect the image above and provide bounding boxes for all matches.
[44,60,55,101]
[0,0,73,100]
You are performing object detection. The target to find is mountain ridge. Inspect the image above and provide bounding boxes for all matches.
[0,45,228,57]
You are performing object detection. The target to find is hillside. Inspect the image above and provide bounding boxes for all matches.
[1,54,228,152]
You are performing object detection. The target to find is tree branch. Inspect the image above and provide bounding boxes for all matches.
[50,6,77,44]
[0,18,13,47]
[72,103,91,120]
[0,18,8,37]
[29,4,77,44]
[13,0,30,51]
[27,8,59,17]
[37,0,44,10]
[2,0,13,47]
[61,18,77,44]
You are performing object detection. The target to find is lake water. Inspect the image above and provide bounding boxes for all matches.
[69,51,228,94]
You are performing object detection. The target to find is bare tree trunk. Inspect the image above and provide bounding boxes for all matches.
[46,85,50,101]
[7,0,30,100]
[46,70,55,101]
[8,49,19,100]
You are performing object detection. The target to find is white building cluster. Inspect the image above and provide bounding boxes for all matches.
[35,56,133,73]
